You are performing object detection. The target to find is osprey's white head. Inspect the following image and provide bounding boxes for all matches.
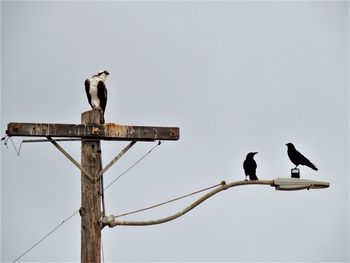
[93,70,109,82]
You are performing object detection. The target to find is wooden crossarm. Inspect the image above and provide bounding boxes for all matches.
[6,122,179,141]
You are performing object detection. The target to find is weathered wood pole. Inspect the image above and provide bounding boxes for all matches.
[80,109,103,262]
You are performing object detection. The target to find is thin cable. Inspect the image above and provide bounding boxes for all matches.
[104,141,161,191]
[12,210,79,263]
[22,138,84,143]
[2,136,23,156]
[114,182,223,218]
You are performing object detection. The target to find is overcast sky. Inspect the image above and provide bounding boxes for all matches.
[1,1,349,262]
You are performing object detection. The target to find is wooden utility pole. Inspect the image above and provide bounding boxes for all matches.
[6,110,179,263]
[80,110,103,262]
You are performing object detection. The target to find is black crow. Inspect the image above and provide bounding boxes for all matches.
[243,152,259,181]
[286,143,318,171]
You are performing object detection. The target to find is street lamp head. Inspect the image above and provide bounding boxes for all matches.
[273,177,330,191]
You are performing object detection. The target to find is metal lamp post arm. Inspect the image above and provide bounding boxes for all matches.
[105,180,275,227]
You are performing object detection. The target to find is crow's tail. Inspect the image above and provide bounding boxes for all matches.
[306,161,318,171]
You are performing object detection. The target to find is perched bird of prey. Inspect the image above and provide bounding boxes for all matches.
[243,152,259,181]
[85,70,109,114]
[286,143,318,171]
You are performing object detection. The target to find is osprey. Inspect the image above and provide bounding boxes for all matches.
[84,70,109,114]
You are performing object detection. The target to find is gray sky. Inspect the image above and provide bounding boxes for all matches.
[1,1,349,262]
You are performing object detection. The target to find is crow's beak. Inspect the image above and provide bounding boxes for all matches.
[254,152,258,155]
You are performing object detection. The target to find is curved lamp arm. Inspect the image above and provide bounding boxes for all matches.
[103,180,274,227]
[102,178,329,227]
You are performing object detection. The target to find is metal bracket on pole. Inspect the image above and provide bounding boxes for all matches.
[96,140,137,180]
[46,136,95,182]
[47,137,137,182]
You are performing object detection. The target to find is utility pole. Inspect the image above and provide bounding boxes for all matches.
[6,110,179,262]
[80,110,103,262]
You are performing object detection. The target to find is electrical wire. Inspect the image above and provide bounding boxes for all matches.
[12,210,79,263]
[104,141,161,191]
[114,182,223,218]
[2,136,23,156]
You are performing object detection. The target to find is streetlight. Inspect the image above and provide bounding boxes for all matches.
[102,178,330,227]
[273,177,330,191]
